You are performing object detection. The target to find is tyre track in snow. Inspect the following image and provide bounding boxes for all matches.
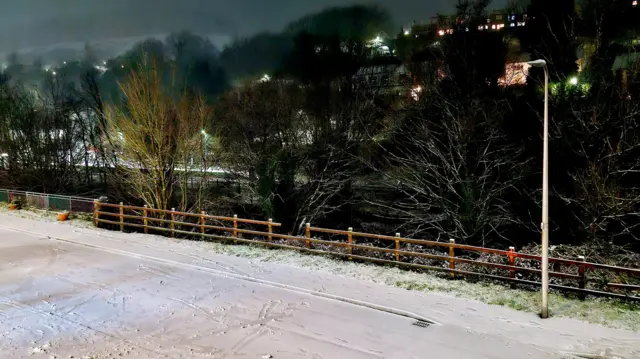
[0,225,439,326]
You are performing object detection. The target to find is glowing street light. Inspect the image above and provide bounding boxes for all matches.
[404,30,410,36]
[569,76,578,85]
[527,58,550,319]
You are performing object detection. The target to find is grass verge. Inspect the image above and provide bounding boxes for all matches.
[202,239,640,331]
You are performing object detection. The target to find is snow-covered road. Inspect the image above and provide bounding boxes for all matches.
[0,214,638,359]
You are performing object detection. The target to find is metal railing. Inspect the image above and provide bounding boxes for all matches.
[93,201,640,301]
[0,188,95,213]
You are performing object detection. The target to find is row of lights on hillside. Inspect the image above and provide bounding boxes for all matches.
[437,29,454,36]
[42,60,122,76]
[435,22,525,36]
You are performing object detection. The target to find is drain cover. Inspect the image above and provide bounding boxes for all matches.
[412,320,431,328]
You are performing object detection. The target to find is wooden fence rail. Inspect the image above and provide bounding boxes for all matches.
[6,187,633,300]
[91,200,640,301]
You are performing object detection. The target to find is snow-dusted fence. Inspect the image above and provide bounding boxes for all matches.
[0,189,95,213]
[92,201,640,302]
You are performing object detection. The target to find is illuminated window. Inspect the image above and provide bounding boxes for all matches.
[438,30,445,36]
[478,25,484,30]
[633,0,638,6]
[511,23,515,27]
[496,14,503,20]
[491,24,496,29]
[410,86,422,101]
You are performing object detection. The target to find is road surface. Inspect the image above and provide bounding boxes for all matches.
[0,213,638,358]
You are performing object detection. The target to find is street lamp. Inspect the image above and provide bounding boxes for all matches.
[528,58,550,319]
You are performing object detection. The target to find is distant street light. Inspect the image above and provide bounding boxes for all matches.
[260,74,271,82]
[527,58,550,319]
[569,76,578,85]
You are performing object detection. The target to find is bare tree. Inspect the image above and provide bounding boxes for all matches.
[372,87,529,246]
[560,64,640,249]
[105,62,210,211]
[0,76,90,192]
[215,79,380,230]
[215,80,305,222]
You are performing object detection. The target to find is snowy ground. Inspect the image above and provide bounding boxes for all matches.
[1,213,639,359]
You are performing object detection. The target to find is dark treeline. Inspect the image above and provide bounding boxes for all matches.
[1,1,640,256]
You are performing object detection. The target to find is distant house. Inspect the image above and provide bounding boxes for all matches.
[354,58,410,94]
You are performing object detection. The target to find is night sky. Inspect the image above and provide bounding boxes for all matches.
[0,0,507,54]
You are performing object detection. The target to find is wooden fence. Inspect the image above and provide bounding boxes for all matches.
[93,201,640,301]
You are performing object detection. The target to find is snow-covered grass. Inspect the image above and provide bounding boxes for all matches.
[202,240,640,331]
[0,203,95,227]
[2,204,639,331]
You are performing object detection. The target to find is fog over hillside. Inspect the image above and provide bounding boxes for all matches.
[0,33,232,65]
[0,0,509,60]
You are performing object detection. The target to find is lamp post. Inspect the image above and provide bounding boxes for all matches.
[201,129,208,169]
[527,59,549,318]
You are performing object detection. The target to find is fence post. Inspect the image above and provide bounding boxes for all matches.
[143,205,148,234]
[449,238,456,279]
[347,227,353,260]
[93,200,100,228]
[201,211,206,240]
[119,202,124,232]
[305,223,311,249]
[233,215,238,244]
[268,219,273,241]
[578,255,586,300]
[395,233,401,262]
[170,208,176,238]
[508,246,516,288]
